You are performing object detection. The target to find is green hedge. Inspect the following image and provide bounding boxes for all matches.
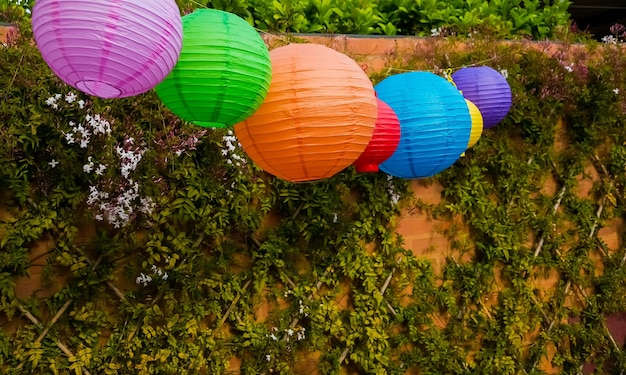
[175,0,572,39]
[5,0,572,39]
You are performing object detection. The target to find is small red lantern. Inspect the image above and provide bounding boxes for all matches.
[354,98,401,173]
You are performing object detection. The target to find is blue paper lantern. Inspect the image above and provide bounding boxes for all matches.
[376,72,471,179]
[451,66,512,129]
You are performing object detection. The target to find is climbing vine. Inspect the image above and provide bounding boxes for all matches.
[2,12,626,375]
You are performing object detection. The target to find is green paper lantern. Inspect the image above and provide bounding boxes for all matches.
[155,9,272,128]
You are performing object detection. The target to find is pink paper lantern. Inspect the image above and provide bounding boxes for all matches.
[32,0,183,99]
[354,98,401,173]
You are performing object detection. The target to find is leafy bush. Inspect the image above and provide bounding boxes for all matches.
[179,0,572,39]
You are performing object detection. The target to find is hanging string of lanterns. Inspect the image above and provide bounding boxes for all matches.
[31,3,512,182]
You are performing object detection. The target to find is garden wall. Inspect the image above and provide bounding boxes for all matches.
[2,25,626,374]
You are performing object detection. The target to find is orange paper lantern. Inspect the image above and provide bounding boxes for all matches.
[235,43,377,182]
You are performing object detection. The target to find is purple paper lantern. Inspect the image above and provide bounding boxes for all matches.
[32,0,183,99]
[452,66,512,129]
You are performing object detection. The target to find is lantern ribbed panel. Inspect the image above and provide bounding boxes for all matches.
[32,0,182,99]
[155,9,272,128]
[376,72,471,179]
[234,43,377,182]
[354,98,401,173]
[452,66,512,129]
[466,99,483,148]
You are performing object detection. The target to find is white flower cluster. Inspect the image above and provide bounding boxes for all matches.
[116,139,145,179]
[62,114,111,149]
[135,264,169,287]
[298,300,309,317]
[387,174,401,206]
[136,273,152,287]
[83,156,107,175]
[45,92,85,110]
[284,326,306,341]
[265,326,306,342]
[602,35,618,44]
[76,136,152,227]
[47,91,155,228]
[88,179,154,228]
[221,130,246,168]
[563,63,574,73]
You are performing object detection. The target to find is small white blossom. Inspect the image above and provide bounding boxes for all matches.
[54,93,62,100]
[286,328,294,337]
[265,355,271,362]
[95,164,107,176]
[614,88,620,94]
[269,333,278,341]
[296,327,305,341]
[138,197,156,215]
[48,159,59,168]
[94,214,104,221]
[78,99,85,109]
[83,157,94,173]
[64,132,75,144]
[387,174,401,206]
[430,27,441,37]
[64,92,77,103]
[45,97,57,107]
[602,35,618,44]
[136,273,152,287]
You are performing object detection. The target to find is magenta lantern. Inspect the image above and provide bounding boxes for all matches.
[32,0,183,99]
[354,98,401,173]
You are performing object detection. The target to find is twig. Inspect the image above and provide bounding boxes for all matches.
[34,299,72,344]
[533,184,567,258]
[193,234,206,249]
[291,202,305,220]
[589,201,604,240]
[529,281,572,370]
[218,280,252,328]
[338,347,350,365]
[17,304,91,375]
[282,267,331,338]
[84,254,127,303]
[4,52,24,97]
[339,256,403,364]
